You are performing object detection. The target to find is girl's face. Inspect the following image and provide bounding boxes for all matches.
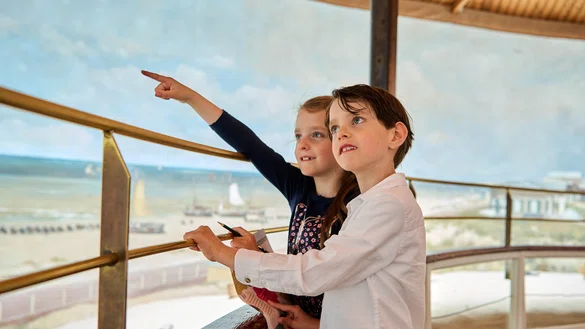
[294,109,341,178]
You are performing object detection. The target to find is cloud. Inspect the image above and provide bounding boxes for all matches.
[1,1,585,182]
[0,109,102,159]
[13,61,303,168]
[0,14,18,34]
[205,55,235,69]
[38,25,91,57]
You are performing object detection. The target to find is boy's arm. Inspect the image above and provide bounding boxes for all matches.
[232,196,418,296]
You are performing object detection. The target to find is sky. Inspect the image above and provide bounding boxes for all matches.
[1,0,584,183]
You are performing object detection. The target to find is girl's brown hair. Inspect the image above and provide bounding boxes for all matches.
[299,96,360,247]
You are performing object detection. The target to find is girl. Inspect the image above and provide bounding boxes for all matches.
[142,70,359,328]
[184,84,427,329]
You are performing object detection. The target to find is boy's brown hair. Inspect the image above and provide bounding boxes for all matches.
[325,84,414,167]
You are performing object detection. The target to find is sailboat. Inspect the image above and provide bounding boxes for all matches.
[215,183,266,221]
[216,183,248,217]
[184,181,213,217]
[130,179,165,234]
[133,179,148,217]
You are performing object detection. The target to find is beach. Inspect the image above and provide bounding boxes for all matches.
[1,155,584,328]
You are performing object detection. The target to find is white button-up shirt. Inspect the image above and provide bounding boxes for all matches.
[234,173,426,329]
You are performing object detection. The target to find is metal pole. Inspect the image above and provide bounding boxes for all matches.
[98,132,131,329]
[370,0,398,94]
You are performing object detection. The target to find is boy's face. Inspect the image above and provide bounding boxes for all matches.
[328,99,396,175]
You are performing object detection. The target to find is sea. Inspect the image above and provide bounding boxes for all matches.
[0,154,289,224]
[1,153,582,225]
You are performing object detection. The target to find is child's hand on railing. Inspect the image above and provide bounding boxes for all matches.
[230,227,261,252]
[183,226,236,269]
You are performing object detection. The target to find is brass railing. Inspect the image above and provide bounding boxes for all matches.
[203,245,585,329]
[1,86,585,328]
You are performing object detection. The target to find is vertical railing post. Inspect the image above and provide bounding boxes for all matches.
[98,131,130,329]
[508,256,526,329]
[424,267,432,329]
[505,189,513,279]
[370,0,398,94]
[505,189,513,247]
[408,179,417,199]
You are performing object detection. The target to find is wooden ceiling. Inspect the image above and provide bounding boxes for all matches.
[314,0,585,40]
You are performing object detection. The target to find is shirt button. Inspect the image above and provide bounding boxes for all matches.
[245,278,251,283]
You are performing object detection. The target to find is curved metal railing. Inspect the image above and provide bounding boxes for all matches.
[1,86,585,329]
[203,245,585,329]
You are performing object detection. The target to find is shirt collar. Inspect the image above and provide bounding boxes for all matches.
[346,173,407,213]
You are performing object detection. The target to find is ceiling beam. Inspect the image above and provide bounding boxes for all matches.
[314,0,585,40]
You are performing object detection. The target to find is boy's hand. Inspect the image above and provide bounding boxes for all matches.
[267,301,320,329]
[141,70,196,103]
[230,227,261,252]
[183,226,237,269]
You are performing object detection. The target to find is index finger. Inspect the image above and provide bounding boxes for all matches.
[232,227,252,236]
[141,70,169,82]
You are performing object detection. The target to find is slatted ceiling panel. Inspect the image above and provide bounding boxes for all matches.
[534,0,550,19]
[577,4,585,22]
[563,1,580,21]
[546,0,562,19]
[572,3,584,22]
[467,0,479,10]
[575,2,585,22]
[521,0,539,18]
[501,0,516,15]
[489,0,504,12]
[559,1,574,20]
[567,2,585,22]
[539,0,557,19]
[560,1,575,21]
[314,0,585,39]
[511,0,522,14]
[509,0,522,15]
[473,0,484,11]
[514,0,529,17]
[481,0,494,12]
[512,0,526,16]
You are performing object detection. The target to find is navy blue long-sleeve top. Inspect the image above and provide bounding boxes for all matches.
[210,110,343,318]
